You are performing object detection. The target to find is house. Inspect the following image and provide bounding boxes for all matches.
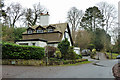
[15,12,73,47]
[15,23,73,47]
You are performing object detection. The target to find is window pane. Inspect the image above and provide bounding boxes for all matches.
[32,43,35,46]
[37,30,43,33]
[19,43,28,45]
[48,29,53,32]
[28,30,32,34]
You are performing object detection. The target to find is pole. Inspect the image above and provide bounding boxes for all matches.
[111,46,112,59]
[97,49,99,60]
[46,43,48,66]
[111,52,112,59]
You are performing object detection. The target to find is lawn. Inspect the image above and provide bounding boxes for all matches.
[106,52,119,59]
[59,61,92,66]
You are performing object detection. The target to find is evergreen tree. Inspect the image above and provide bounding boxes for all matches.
[58,38,70,59]
[80,6,104,31]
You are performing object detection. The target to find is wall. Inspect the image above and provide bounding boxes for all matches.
[2,59,45,66]
[2,59,88,66]
[62,28,72,46]
[40,15,49,26]
[16,41,47,47]
[48,44,58,47]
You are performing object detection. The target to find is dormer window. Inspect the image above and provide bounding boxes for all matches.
[28,29,33,34]
[27,28,34,34]
[36,25,45,33]
[47,28,53,32]
[37,29,44,33]
[46,25,55,32]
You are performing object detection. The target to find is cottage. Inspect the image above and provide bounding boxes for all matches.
[15,23,73,47]
[15,12,73,47]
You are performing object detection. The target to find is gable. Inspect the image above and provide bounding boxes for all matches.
[36,25,45,30]
[46,25,55,29]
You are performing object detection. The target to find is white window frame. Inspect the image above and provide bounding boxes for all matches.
[28,29,33,34]
[47,29,53,32]
[37,29,44,33]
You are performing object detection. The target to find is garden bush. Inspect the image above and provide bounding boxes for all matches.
[58,38,70,59]
[90,49,96,59]
[87,44,95,51]
[45,46,57,58]
[68,46,77,60]
[55,50,61,59]
[92,48,96,54]
[2,42,45,59]
[76,54,82,59]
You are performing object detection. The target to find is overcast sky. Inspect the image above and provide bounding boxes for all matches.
[4,0,120,24]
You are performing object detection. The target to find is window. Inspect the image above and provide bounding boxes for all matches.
[28,29,33,34]
[46,25,55,32]
[19,43,28,45]
[37,30,44,33]
[32,43,35,46]
[47,29,54,32]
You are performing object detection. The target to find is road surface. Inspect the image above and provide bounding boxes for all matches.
[2,53,119,78]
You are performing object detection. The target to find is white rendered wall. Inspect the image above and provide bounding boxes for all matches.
[16,41,47,47]
[62,28,72,46]
[47,44,58,47]
[40,15,49,26]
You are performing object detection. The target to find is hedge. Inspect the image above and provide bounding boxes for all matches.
[2,42,45,60]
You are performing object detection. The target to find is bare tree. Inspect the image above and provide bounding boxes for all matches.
[24,2,45,27]
[96,2,117,33]
[4,3,24,27]
[67,7,84,44]
[0,0,7,23]
[75,30,92,49]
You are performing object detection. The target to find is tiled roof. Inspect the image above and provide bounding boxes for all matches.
[22,23,68,42]
[23,23,68,34]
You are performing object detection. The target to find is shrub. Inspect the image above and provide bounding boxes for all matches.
[63,60,70,64]
[90,49,96,59]
[87,44,95,51]
[45,46,57,58]
[68,46,77,60]
[55,50,61,59]
[2,42,45,60]
[92,48,96,54]
[58,38,70,59]
[76,54,82,59]
[49,58,57,61]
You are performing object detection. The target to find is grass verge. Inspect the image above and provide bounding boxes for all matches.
[106,52,119,59]
[58,61,92,66]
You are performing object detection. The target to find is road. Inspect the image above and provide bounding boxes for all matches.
[2,53,119,78]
